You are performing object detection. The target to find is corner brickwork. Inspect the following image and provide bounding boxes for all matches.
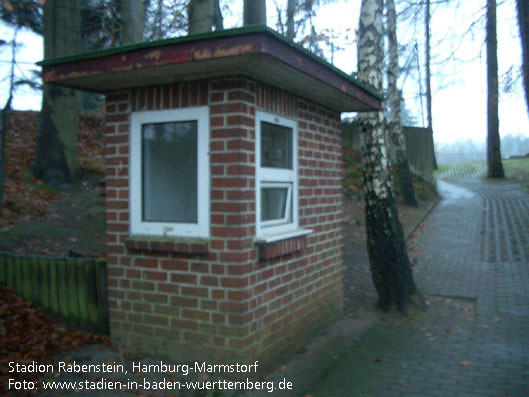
[104,77,344,371]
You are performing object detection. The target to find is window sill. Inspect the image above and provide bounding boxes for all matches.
[125,235,208,255]
[255,229,312,260]
[254,229,313,244]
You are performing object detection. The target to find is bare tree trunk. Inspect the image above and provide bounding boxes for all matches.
[424,0,437,170]
[244,0,266,26]
[155,0,163,39]
[120,0,144,45]
[214,0,223,30]
[189,0,223,34]
[32,0,81,186]
[487,0,504,178]
[0,27,18,203]
[286,0,296,40]
[387,0,418,207]
[425,0,432,131]
[357,0,422,313]
[517,0,529,115]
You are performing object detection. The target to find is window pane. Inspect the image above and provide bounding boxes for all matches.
[261,121,292,169]
[142,121,197,223]
[261,187,289,222]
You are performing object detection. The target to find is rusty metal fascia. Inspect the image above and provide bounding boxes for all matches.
[42,35,260,86]
[41,28,382,111]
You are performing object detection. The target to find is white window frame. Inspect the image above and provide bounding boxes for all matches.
[255,111,298,237]
[130,107,210,238]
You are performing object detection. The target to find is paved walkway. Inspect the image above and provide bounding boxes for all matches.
[300,173,529,396]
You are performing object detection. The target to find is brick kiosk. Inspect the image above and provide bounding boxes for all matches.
[40,26,382,371]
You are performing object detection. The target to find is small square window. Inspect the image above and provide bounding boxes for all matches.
[130,107,209,238]
[261,122,293,169]
[260,183,292,224]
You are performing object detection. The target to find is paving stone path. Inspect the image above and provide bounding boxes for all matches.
[307,167,529,396]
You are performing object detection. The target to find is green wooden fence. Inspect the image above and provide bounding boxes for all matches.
[0,252,108,334]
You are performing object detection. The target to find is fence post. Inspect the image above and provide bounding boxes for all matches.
[39,257,50,312]
[22,257,32,301]
[0,253,5,284]
[76,258,89,332]
[14,256,22,295]
[30,256,40,304]
[95,260,109,334]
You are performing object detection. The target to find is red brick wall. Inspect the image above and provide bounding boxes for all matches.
[104,77,343,370]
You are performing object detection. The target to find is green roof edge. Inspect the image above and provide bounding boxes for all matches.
[38,25,383,101]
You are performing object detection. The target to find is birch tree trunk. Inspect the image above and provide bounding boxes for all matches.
[517,0,529,115]
[120,0,144,45]
[486,0,504,178]
[357,0,422,313]
[386,0,418,207]
[32,0,81,186]
[244,0,266,26]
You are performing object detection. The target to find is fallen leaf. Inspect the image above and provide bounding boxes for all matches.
[2,2,14,12]
[460,361,470,367]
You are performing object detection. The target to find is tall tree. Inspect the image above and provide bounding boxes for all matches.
[244,0,266,25]
[486,0,504,178]
[424,0,437,169]
[424,0,432,131]
[120,0,145,45]
[517,0,529,115]
[0,0,42,202]
[32,0,82,185]
[386,0,418,207]
[357,0,422,312]
[188,0,223,34]
[0,27,19,204]
[286,0,296,39]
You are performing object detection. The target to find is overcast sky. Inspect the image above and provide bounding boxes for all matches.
[0,0,527,145]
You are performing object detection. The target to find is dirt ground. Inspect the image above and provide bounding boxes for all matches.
[0,176,106,258]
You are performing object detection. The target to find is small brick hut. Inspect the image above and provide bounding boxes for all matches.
[40,26,381,371]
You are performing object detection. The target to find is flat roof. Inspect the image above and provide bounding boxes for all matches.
[40,25,382,112]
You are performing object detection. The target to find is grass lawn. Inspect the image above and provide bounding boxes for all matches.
[503,157,529,190]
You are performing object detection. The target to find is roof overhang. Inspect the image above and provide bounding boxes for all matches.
[39,26,382,113]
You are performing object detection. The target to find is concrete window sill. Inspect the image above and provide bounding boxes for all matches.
[125,235,208,255]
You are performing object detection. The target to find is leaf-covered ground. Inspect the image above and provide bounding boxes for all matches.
[0,285,110,395]
[0,111,106,257]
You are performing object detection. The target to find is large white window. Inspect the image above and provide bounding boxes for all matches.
[256,111,298,238]
[130,107,209,238]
